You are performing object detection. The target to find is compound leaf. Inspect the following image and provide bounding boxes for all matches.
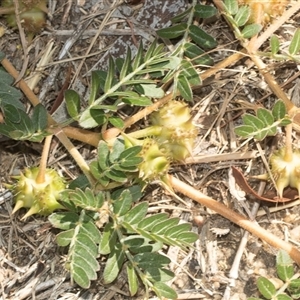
[67,212,101,289]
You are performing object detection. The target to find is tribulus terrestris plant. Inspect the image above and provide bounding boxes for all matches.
[0,2,219,297]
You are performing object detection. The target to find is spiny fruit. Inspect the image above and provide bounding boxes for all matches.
[150,100,198,161]
[123,134,170,181]
[238,0,289,25]
[270,147,300,199]
[9,167,66,219]
[123,100,197,185]
[138,138,170,181]
[1,0,47,38]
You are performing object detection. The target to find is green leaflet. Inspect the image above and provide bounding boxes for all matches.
[289,28,300,56]
[153,282,177,299]
[241,24,262,39]
[113,190,133,216]
[257,277,277,299]
[156,24,188,39]
[65,90,80,119]
[99,222,117,255]
[276,250,294,282]
[249,250,299,300]
[103,243,125,284]
[224,0,239,15]
[189,25,218,50]
[270,35,280,56]
[127,262,139,296]
[78,41,170,129]
[65,211,101,289]
[234,6,250,27]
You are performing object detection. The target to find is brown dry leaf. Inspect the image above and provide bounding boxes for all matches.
[231,166,298,203]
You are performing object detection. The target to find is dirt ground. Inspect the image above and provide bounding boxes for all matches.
[1,0,300,299]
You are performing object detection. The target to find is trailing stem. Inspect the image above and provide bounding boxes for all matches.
[169,175,300,265]
[35,134,52,184]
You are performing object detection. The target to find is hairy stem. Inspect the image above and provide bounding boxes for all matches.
[284,123,293,162]
[36,134,52,184]
[169,175,300,265]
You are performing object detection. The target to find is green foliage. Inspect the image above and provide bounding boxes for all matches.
[223,0,262,39]
[65,41,172,129]
[156,2,216,101]
[0,102,49,142]
[89,139,143,187]
[49,167,198,297]
[0,2,213,297]
[268,29,300,62]
[0,68,24,110]
[289,29,300,56]
[235,100,291,140]
[248,250,300,300]
[0,68,49,142]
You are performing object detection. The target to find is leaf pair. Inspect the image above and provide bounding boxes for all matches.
[270,29,300,58]
[235,100,291,140]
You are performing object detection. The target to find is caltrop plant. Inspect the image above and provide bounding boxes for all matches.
[234,100,300,199]
[249,250,300,300]
[0,2,219,298]
[0,67,199,298]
